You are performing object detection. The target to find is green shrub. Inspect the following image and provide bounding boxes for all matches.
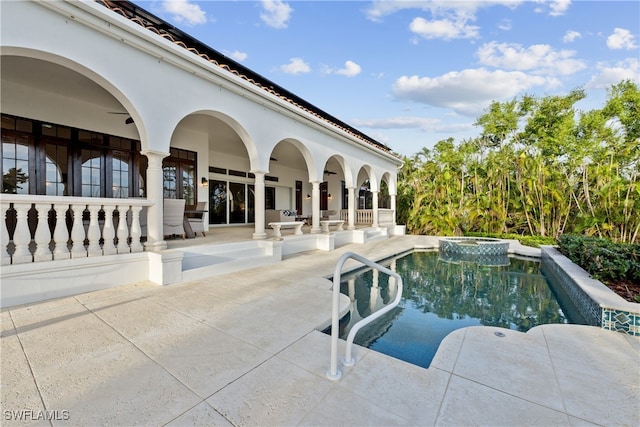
[463,232,555,248]
[557,235,640,285]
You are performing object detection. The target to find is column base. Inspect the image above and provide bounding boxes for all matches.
[252,232,268,240]
[144,240,167,252]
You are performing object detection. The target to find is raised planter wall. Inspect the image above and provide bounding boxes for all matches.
[541,246,640,337]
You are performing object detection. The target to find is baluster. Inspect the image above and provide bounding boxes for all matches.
[12,202,32,264]
[116,205,130,254]
[129,205,143,253]
[33,203,53,262]
[0,201,11,265]
[53,204,71,260]
[102,204,116,255]
[70,204,87,258]
[86,204,102,256]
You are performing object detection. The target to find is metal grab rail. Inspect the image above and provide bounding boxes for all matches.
[326,252,403,381]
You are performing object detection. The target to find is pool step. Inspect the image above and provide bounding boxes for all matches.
[177,241,279,282]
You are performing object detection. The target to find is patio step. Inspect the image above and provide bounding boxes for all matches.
[176,241,278,282]
[366,228,388,243]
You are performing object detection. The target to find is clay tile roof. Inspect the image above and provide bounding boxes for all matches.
[96,0,395,155]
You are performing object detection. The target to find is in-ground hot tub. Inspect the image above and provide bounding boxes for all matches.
[439,236,509,257]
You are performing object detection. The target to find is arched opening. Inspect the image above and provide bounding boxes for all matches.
[1,55,146,199]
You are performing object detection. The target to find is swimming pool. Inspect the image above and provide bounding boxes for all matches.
[328,250,583,369]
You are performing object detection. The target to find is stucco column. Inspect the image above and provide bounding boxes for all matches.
[347,186,356,230]
[372,191,379,228]
[390,193,397,225]
[252,171,268,240]
[142,150,168,252]
[310,181,321,234]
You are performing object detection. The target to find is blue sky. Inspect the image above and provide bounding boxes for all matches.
[131,0,640,157]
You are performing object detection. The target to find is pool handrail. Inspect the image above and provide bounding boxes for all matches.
[326,251,403,381]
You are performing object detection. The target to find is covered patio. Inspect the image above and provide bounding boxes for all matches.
[1,0,403,307]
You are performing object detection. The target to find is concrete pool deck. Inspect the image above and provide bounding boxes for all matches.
[1,235,638,426]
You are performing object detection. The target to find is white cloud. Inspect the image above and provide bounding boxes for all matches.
[498,19,512,31]
[260,0,293,29]
[324,60,362,77]
[607,28,638,50]
[364,1,524,23]
[227,51,248,62]
[392,68,552,116]
[409,17,479,40]
[353,116,441,130]
[352,116,474,134]
[587,58,640,89]
[280,58,310,75]
[366,1,522,41]
[563,30,581,43]
[477,41,586,75]
[162,0,206,25]
[532,0,571,16]
[548,0,571,16]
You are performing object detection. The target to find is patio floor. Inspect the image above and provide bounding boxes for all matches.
[1,235,638,426]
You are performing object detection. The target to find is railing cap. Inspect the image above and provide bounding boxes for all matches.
[0,194,154,207]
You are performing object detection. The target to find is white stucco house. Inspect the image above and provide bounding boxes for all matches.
[0,0,404,307]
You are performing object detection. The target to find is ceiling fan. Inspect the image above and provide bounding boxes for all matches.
[324,169,337,175]
[108,111,134,125]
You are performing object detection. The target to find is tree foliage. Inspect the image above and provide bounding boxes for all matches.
[398,81,640,243]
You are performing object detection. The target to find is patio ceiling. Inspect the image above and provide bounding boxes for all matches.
[1,55,124,110]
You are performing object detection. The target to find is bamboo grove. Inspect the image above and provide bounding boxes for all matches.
[397,80,640,244]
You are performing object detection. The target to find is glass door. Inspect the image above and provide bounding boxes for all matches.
[209,180,227,224]
[229,182,246,224]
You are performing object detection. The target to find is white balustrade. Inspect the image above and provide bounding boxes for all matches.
[0,195,152,265]
[70,203,87,259]
[52,204,70,260]
[116,203,130,254]
[129,205,143,253]
[341,209,389,225]
[0,200,11,265]
[12,203,32,264]
[33,203,52,262]
[102,204,117,256]
[86,204,102,257]
[355,209,373,225]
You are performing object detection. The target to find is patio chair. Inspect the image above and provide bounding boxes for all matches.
[163,198,186,239]
[187,201,208,237]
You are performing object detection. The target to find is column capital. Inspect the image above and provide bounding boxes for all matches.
[250,170,268,175]
[141,150,170,169]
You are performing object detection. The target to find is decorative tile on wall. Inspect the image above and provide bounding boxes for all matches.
[602,308,640,336]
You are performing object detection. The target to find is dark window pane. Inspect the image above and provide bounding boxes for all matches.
[209,180,227,224]
[2,138,30,194]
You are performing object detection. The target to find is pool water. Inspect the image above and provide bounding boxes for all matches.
[330,250,580,369]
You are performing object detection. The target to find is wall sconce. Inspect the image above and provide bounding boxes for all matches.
[306,194,311,200]
[328,194,332,200]
[201,177,208,186]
